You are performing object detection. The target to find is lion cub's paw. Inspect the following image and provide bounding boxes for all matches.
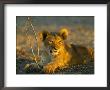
[43,63,57,74]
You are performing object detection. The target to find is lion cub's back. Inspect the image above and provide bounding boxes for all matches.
[71,44,94,64]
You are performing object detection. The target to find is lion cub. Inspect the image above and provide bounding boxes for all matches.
[38,28,94,74]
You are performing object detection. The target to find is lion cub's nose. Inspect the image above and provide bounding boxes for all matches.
[54,47,57,50]
[52,46,57,50]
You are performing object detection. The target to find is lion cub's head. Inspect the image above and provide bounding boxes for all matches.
[40,28,69,57]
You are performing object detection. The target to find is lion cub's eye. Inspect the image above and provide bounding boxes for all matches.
[48,40,53,44]
[59,41,62,44]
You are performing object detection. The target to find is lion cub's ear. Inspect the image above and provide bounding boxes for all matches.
[59,28,69,40]
[39,31,49,41]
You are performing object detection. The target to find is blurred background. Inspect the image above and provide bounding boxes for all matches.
[16,16,94,47]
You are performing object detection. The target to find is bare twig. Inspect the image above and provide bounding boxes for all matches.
[23,16,41,63]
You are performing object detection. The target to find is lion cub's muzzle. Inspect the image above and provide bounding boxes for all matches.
[49,47,59,56]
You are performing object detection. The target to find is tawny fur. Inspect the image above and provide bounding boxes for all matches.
[38,28,94,74]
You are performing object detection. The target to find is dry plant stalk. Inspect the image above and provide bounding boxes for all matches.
[37,32,42,56]
[23,16,41,63]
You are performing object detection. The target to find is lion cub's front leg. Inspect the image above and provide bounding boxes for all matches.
[43,62,58,74]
